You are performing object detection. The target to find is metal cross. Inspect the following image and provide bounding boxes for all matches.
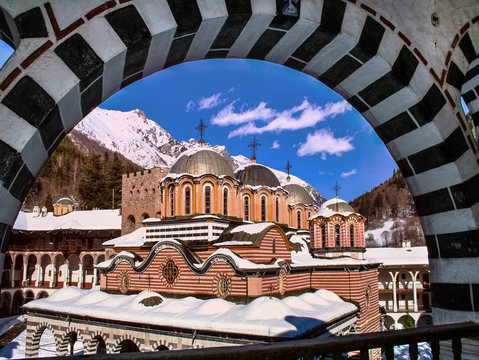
[248,136,261,161]
[332,181,341,197]
[196,118,207,143]
[285,161,292,176]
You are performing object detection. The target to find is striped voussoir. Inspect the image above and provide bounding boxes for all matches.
[0,0,478,321]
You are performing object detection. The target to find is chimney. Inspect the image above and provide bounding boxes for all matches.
[41,206,48,217]
[33,206,40,217]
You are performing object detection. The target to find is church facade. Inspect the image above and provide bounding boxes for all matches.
[100,148,380,335]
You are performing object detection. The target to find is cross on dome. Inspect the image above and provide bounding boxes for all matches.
[285,161,292,182]
[248,136,261,162]
[196,118,207,146]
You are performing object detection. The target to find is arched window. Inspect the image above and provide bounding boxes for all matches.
[275,197,279,223]
[169,186,174,216]
[244,196,250,221]
[297,211,302,228]
[321,225,326,248]
[223,188,228,216]
[185,187,191,215]
[261,196,266,221]
[335,225,341,247]
[205,186,211,214]
[350,224,355,247]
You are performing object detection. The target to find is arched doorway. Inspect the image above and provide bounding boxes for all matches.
[119,339,140,353]
[36,291,49,299]
[82,254,94,288]
[53,254,66,287]
[67,254,80,287]
[0,0,477,331]
[40,254,52,287]
[11,290,24,315]
[92,335,106,355]
[0,291,11,316]
[13,254,23,288]
[26,255,37,286]
[24,290,35,304]
[2,253,12,287]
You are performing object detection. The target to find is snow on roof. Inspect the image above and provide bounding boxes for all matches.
[364,246,429,266]
[310,198,360,220]
[230,222,275,235]
[205,248,285,270]
[13,210,121,231]
[103,227,147,248]
[24,287,356,338]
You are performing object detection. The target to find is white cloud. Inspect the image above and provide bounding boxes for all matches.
[212,100,275,127]
[271,140,280,149]
[210,97,352,138]
[198,92,223,110]
[296,129,354,158]
[185,100,195,112]
[185,90,233,112]
[341,169,357,177]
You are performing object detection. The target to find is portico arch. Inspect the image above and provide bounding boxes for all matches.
[0,0,477,332]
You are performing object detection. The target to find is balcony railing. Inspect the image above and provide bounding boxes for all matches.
[48,321,479,360]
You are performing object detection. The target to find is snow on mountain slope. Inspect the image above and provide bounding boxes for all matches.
[71,108,179,169]
[72,108,324,205]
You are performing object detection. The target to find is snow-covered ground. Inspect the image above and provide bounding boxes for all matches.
[365,219,395,246]
[0,328,83,359]
[0,316,24,337]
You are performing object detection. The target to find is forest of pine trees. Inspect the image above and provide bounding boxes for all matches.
[25,136,139,210]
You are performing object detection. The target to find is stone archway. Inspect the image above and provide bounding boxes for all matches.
[0,0,477,330]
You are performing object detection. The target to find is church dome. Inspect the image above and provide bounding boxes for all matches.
[236,164,280,187]
[169,149,235,177]
[321,198,355,213]
[283,184,313,205]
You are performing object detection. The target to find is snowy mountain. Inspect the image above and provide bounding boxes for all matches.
[71,108,325,206]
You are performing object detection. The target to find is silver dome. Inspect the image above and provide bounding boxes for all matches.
[236,164,280,187]
[283,184,313,205]
[170,150,235,177]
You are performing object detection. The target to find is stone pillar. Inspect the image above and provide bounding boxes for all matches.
[34,264,41,287]
[10,261,15,287]
[93,267,98,286]
[78,264,84,288]
[22,262,28,285]
[409,271,419,312]
[389,271,398,312]
[64,267,69,287]
[50,266,56,288]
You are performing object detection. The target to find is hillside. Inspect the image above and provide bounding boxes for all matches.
[350,170,425,247]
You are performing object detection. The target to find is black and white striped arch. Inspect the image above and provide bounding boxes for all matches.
[0,0,478,322]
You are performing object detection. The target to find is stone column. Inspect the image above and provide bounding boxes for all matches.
[10,261,14,287]
[409,271,419,312]
[64,267,69,287]
[78,264,84,288]
[93,267,98,286]
[389,271,399,312]
[34,264,41,287]
[50,266,56,288]
[22,262,28,285]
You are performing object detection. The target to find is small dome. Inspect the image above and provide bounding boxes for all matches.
[236,164,280,187]
[283,184,313,205]
[54,198,74,206]
[170,150,235,177]
[321,198,355,213]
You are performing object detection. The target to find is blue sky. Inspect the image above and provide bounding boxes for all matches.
[0,42,397,201]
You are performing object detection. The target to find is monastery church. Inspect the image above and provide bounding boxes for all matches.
[23,140,382,355]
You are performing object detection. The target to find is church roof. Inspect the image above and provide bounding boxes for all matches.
[212,222,288,247]
[235,164,281,187]
[169,149,234,177]
[283,184,314,205]
[310,198,361,220]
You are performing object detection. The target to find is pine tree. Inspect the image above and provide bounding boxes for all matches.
[79,153,106,209]
[107,153,124,209]
[44,193,53,212]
